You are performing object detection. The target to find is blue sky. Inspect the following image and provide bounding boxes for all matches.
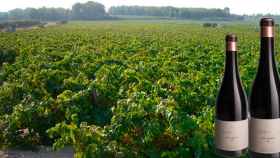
[1,0,280,15]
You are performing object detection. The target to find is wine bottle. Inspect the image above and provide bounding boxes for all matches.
[249,18,280,158]
[215,34,249,157]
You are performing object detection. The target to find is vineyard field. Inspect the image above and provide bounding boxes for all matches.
[0,21,279,158]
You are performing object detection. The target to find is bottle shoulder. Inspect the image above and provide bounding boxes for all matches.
[216,84,248,120]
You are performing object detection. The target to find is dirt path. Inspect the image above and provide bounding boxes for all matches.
[0,147,74,158]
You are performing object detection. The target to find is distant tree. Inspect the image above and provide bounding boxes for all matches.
[224,7,230,15]
[0,2,243,22]
[71,3,83,19]
[108,6,243,21]
[8,9,28,20]
[71,1,108,20]
[0,12,8,21]
[26,8,40,20]
[7,7,70,21]
[35,7,70,21]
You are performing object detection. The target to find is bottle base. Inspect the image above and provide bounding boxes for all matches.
[249,151,280,158]
[216,148,247,158]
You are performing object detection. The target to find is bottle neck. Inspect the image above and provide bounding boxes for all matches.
[259,37,275,70]
[224,51,238,79]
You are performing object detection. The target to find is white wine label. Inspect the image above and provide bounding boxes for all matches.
[250,118,280,153]
[215,119,248,151]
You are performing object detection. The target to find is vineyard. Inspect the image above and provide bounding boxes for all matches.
[0,21,278,158]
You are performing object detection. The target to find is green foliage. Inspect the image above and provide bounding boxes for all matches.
[0,49,17,66]
[0,21,266,157]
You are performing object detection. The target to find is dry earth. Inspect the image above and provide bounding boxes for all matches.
[0,147,74,158]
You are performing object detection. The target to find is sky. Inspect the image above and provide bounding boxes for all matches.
[1,0,280,15]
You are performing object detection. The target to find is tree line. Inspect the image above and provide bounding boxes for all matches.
[108,6,244,21]
[0,1,246,22]
[0,1,109,21]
